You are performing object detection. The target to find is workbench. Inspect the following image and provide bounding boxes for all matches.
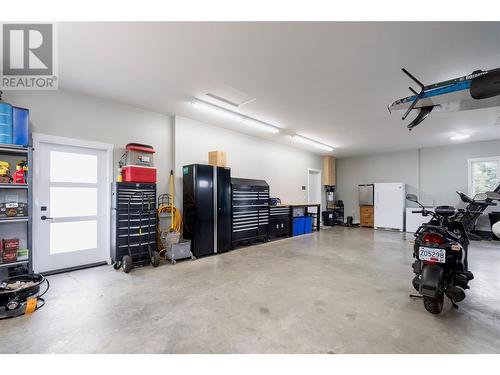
[273,203,321,234]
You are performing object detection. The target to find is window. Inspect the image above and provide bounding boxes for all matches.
[468,157,500,197]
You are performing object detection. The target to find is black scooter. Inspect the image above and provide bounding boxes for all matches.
[406,190,500,314]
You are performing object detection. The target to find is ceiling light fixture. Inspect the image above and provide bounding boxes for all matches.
[450,134,471,141]
[191,98,279,134]
[291,135,334,152]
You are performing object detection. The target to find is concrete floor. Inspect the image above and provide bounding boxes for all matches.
[1,226,500,353]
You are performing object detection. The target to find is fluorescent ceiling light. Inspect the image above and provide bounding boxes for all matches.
[291,135,334,152]
[450,134,471,141]
[191,98,279,134]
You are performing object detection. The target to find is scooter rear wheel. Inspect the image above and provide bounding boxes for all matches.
[423,295,444,314]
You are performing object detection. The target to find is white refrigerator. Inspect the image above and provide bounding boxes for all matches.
[374,183,406,231]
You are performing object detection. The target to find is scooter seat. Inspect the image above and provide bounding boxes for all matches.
[435,205,456,217]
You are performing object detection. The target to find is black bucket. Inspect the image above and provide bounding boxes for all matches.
[0,274,49,319]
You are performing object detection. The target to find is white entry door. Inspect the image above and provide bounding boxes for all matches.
[34,135,112,273]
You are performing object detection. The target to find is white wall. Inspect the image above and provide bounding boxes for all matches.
[4,89,173,193]
[3,91,324,212]
[336,139,500,230]
[173,116,324,209]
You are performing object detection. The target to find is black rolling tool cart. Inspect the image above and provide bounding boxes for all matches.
[269,205,291,238]
[231,178,269,248]
[111,182,160,273]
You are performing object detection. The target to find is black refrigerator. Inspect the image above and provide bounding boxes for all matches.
[182,164,231,257]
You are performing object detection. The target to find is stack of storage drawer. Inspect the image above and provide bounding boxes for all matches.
[269,206,290,237]
[360,205,374,227]
[231,178,269,247]
[111,182,157,264]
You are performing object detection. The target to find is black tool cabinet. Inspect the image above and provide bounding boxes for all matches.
[268,206,291,238]
[111,182,157,264]
[182,164,231,258]
[231,178,269,247]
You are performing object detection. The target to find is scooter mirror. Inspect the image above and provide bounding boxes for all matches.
[406,193,418,202]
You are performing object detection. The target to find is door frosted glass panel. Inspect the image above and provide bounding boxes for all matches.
[50,187,97,218]
[50,220,97,254]
[50,151,98,183]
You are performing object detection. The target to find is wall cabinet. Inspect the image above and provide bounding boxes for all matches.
[322,156,336,186]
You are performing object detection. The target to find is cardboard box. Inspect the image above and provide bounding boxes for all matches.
[208,151,227,167]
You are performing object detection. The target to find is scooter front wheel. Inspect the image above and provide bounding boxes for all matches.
[423,295,444,314]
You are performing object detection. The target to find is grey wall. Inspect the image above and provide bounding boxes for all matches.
[337,139,500,229]
[336,149,420,221]
[5,89,173,194]
[419,140,500,205]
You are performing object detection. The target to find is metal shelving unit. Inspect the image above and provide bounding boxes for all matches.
[0,144,32,274]
[0,183,28,189]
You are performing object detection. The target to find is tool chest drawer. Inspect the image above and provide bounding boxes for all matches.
[231,178,270,247]
[269,206,290,218]
[113,183,156,211]
[111,182,157,262]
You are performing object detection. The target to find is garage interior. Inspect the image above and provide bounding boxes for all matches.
[1,22,500,354]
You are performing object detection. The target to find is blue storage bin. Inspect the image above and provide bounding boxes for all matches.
[293,217,305,236]
[304,216,313,233]
[12,107,29,146]
[0,102,13,145]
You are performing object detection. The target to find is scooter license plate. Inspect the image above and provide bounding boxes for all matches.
[419,247,446,263]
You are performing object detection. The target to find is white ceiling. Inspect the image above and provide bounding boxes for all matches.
[57,22,500,156]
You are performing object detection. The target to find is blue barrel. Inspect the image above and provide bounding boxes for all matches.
[13,107,29,146]
[304,216,313,233]
[293,217,306,236]
[0,102,13,145]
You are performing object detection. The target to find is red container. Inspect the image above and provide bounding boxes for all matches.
[124,143,155,167]
[3,238,19,251]
[122,165,157,183]
[2,249,17,263]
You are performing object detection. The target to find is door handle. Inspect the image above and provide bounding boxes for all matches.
[41,215,54,220]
